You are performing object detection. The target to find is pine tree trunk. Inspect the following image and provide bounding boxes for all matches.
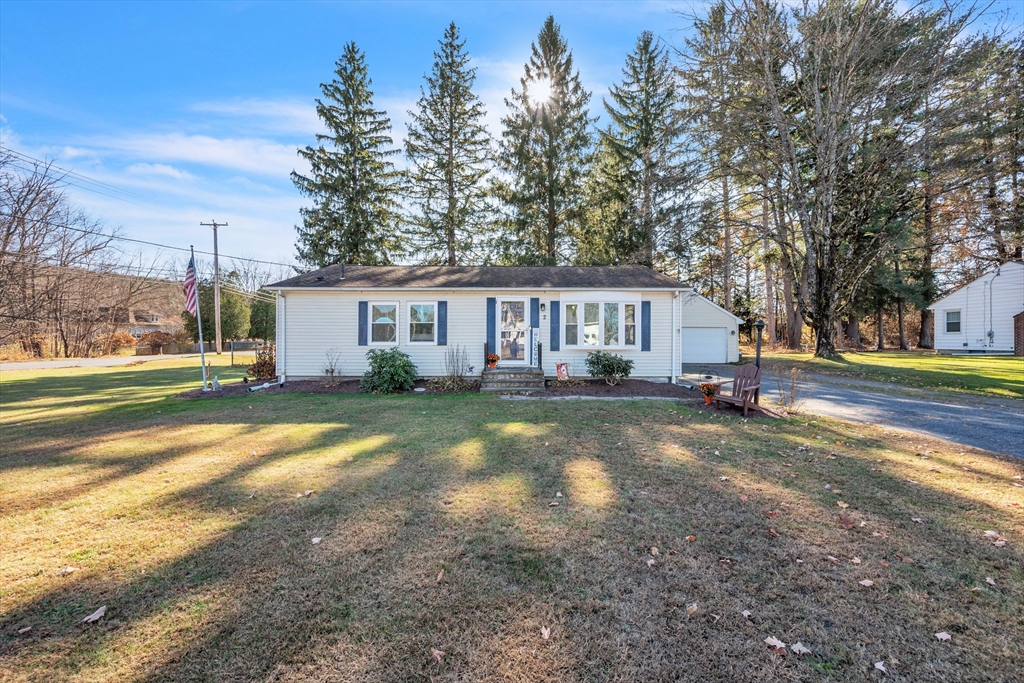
[722,171,732,311]
[763,200,776,345]
[876,307,885,350]
[895,259,908,350]
[918,189,935,348]
[845,316,862,348]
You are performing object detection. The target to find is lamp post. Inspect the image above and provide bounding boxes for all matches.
[754,319,766,368]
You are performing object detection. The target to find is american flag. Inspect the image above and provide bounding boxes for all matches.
[183,255,199,316]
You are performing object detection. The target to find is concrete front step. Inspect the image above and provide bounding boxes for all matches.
[481,366,546,393]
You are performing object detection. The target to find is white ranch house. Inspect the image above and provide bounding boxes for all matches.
[267,265,740,382]
[929,260,1024,354]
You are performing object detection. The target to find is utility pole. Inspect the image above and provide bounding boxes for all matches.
[200,220,227,354]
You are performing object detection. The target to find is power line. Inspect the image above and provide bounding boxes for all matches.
[1,146,153,205]
[0,211,296,268]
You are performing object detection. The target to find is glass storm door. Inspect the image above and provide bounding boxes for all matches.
[499,299,528,364]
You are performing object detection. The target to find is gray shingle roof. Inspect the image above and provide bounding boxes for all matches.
[267,265,684,290]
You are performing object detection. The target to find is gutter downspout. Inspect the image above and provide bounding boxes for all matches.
[672,290,679,384]
[278,292,286,382]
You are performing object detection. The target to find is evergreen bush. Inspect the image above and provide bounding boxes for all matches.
[360,348,418,394]
[584,351,634,386]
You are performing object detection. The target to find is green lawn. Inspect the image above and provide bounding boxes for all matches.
[757,350,1024,399]
[1,358,1022,681]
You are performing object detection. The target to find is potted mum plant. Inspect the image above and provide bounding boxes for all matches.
[485,353,499,369]
[700,382,717,405]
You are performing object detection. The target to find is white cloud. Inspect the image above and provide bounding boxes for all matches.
[85,132,303,177]
[190,97,323,136]
[127,162,196,181]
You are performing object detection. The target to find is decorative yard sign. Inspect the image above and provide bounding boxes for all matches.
[556,363,569,381]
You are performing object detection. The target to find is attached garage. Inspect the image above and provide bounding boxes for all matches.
[679,292,742,365]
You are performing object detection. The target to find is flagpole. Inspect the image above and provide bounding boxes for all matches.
[191,246,209,392]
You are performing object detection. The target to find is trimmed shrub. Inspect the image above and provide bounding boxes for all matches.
[584,350,634,386]
[94,331,137,355]
[140,331,174,353]
[360,348,418,394]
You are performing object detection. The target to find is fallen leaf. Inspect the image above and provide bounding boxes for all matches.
[896,553,913,563]
[687,603,699,615]
[650,547,660,557]
[766,511,778,518]
[993,540,1006,547]
[764,636,786,654]
[911,518,923,524]
[541,626,551,640]
[984,530,1003,541]
[840,515,854,530]
[304,490,313,497]
[767,528,780,538]
[741,610,752,618]
[548,502,559,507]
[837,501,849,509]
[685,535,696,542]
[875,661,888,673]
[859,580,874,587]
[711,613,721,621]
[311,537,322,545]
[824,484,831,490]
[791,642,811,655]
[935,632,951,641]
[985,577,996,586]
[879,560,891,567]
[82,606,106,623]
[646,558,656,568]
[851,557,862,564]
[555,491,562,497]
[431,648,445,662]
[437,569,444,583]
[295,493,303,499]
[740,495,748,502]
[827,556,840,563]
[719,475,729,480]
[17,626,32,634]
[58,567,77,576]
[231,507,238,515]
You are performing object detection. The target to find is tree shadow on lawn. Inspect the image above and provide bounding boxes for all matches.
[1,396,1022,682]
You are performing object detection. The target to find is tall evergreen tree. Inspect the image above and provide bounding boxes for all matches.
[292,42,402,268]
[594,30,686,267]
[405,23,492,266]
[494,15,594,265]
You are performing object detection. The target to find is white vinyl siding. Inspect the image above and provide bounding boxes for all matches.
[930,262,1024,353]
[275,289,693,379]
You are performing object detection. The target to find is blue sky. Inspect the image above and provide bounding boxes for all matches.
[1,0,1020,271]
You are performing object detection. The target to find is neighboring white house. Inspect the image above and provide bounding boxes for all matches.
[266,265,741,381]
[929,260,1024,354]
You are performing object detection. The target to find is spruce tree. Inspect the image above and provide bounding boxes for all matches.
[405,23,492,266]
[292,42,402,267]
[494,15,594,265]
[593,31,686,267]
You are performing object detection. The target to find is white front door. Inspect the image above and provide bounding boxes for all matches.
[499,298,528,365]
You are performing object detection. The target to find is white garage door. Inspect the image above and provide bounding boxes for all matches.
[681,327,728,364]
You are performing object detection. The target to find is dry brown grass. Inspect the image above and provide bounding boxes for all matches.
[1,358,1022,682]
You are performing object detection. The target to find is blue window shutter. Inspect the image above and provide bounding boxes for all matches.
[358,301,368,346]
[486,297,496,356]
[437,301,447,345]
[549,300,560,351]
[530,298,540,329]
[641,300,651,351]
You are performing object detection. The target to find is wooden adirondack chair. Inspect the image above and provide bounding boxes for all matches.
[713,364,762,417]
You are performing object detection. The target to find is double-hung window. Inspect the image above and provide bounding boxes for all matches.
[370,303,398,344]
[408,302,436,343]
[564,301,638,349]
[945,310,961,333]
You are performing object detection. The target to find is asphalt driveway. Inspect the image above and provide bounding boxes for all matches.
[683,365,1023,458]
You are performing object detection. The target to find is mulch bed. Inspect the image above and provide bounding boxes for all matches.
[177,378,431,399]
[177,377,778,417]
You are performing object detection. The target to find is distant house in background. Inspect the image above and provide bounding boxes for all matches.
[929,260,1024,355]
[266,265,741,382]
